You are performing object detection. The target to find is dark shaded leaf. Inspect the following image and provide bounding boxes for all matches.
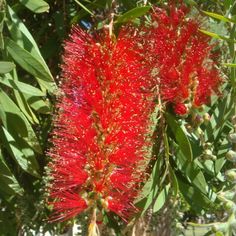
[0,150,23,195]
[0,88,42,153]
[0,126,40,177]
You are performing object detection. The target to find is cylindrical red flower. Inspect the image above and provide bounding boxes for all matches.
[140,4,221,113]
[47,27,154,222]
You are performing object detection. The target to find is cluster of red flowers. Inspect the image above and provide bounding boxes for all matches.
[48,3,221,223]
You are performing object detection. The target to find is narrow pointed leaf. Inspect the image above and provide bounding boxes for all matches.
[166,113,193,161]
[202,11,235,23]
[5,37,53,83]
[19,0,49,13]
[0,89,42,153]
[1,74,45,96]
[116,6,151,24]
[153,184,170,213]
[0,150,23,195]
[6,6,56,93]
[74,0,94,15]
[0,126,40,177]
[199,29,236,42]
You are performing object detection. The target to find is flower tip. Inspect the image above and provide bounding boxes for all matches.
[174,103,188,116]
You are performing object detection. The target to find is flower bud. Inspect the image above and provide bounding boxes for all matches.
[203,142,212,149]
[225,170,236,182]
[203,113,210,125]
[100,199,109,210]
[219,191,236,201]
[228,133,236,143]
[232,115,236,125]
[226,150,236,162]
[174,103,188,116]
[193,114,204,126]
[223,200,235,213]
[212,222,229,233]
[202,149,216,161]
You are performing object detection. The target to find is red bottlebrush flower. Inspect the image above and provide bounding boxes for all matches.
[174,103,188,116]
[47,27,154,222]
[141,3,221,113]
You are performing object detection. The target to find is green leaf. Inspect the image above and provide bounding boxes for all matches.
[18,0,49,13]
[166,113,193,161]
[0,11,5,49]
[0,61,15,74]
[116,6,151,24]
[174,151,216,200]
[0,150,23,195]
[14,90,39,124]
[6,6,56,93]
[202,11,235,23]
[5,37,53,83]
[1,74,45,96]
[223,63,236,67]
[103,212,122,236]
[0,89,42,153]
[135,157,164,216]
[224,0,233,9]
[178,178,214,213]
[0,126,40,177]
[7,6,48,65]
[136,156,163,201]
[24,94,51,114]
[74,0,94,15]
[199,29,236,42]
[153,184,170,213]
[169,165,179,198]
[2,70,40,125]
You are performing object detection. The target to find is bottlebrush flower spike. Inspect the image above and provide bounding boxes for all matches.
[141,3,221,114]
[47,27,154,223]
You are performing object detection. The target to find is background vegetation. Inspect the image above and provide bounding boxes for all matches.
[0,0,236,235]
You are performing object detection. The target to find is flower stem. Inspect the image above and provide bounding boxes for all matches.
[88,208,100,236]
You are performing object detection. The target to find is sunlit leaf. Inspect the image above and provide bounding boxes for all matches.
[0,61,15,74]
[1,74,45,96]
[202,11,236,23]
[199,29,235,42]
[18,0,49,13]
[153,184,170,213]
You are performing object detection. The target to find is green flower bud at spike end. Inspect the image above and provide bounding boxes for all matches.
[225,170,236,182]
[226,150,236,162]
[228,133,236,143]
